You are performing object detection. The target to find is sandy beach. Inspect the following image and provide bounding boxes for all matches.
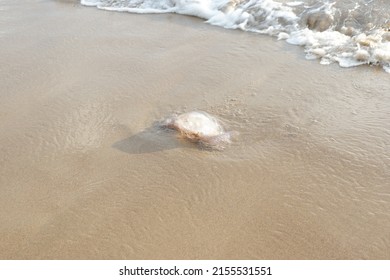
[0,0,389,259]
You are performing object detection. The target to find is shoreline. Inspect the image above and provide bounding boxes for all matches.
[0,0,389,259]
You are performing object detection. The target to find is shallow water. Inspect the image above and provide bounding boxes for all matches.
[0,0,389,259]
[81,0,390,73]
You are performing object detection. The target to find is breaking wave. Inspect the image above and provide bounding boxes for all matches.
[81,0,390,73]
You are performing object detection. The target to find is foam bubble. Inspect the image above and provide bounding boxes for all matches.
[80,0,99,6]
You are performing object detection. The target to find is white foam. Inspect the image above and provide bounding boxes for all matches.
[80,0,390,73]
[80,0,99,7]
[286,1,303,7]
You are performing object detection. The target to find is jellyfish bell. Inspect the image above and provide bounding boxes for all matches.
[161,111,236,150]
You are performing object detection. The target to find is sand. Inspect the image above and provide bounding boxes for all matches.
[0,0,389,259]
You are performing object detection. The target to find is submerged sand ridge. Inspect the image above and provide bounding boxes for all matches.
[0,0,390,259]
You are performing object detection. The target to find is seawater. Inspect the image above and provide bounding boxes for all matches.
[81,0,390,73]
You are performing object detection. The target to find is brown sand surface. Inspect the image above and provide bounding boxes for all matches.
[0,0,389,259]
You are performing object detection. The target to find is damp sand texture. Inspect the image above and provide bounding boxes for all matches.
[0,0,390,259]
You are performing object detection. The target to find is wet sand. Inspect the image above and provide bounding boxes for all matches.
[0,0,389,259]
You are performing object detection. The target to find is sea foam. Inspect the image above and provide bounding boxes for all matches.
[81,0,390,73]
